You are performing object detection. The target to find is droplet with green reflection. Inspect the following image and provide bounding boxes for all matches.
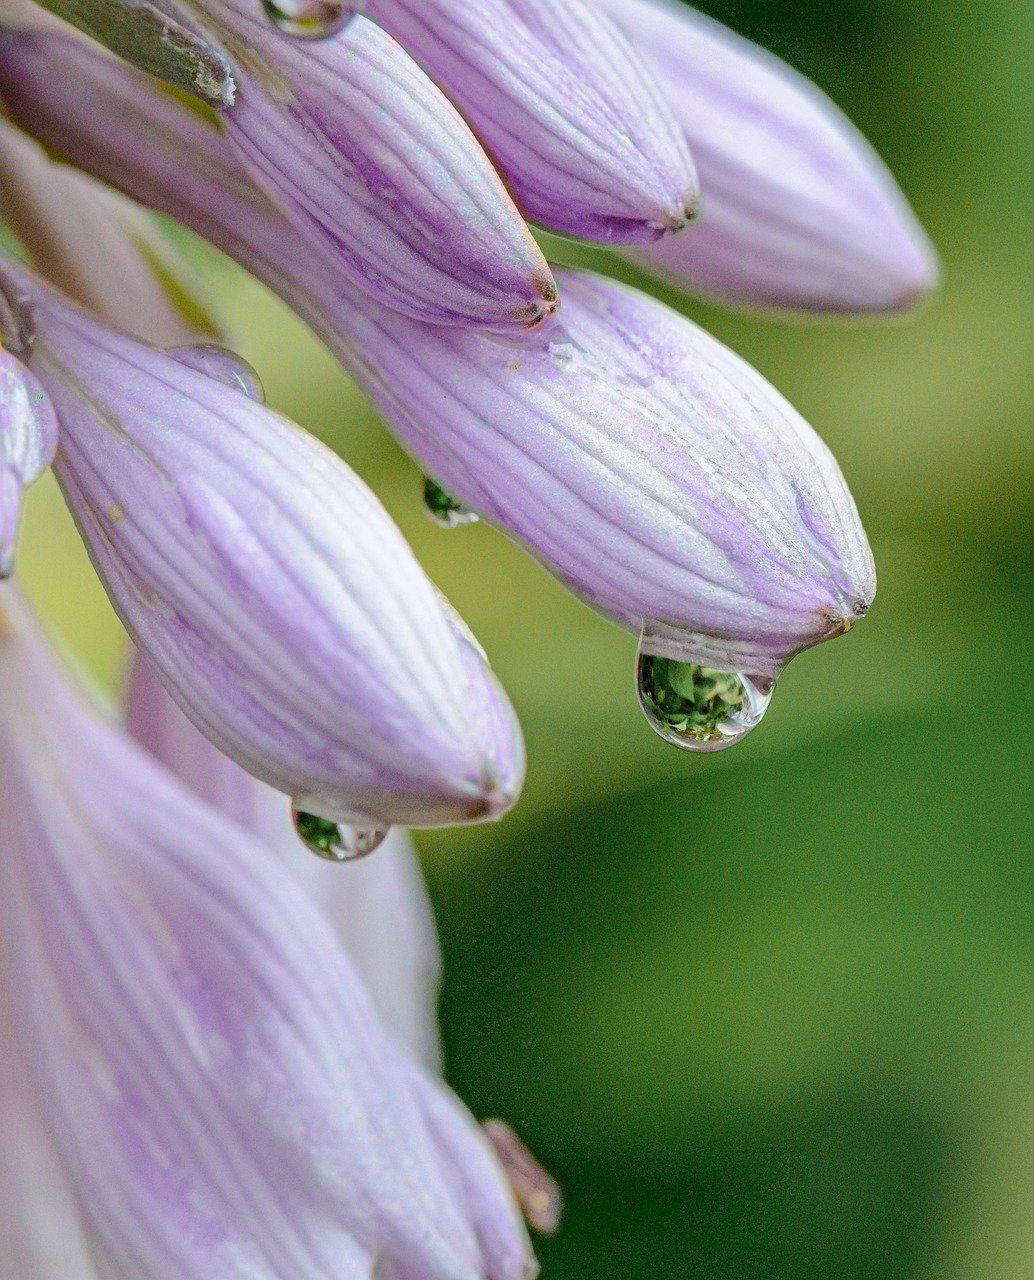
[260,0,347,39]
[291,808,388,861]
[636,650,773,752]
[422,476,479,528]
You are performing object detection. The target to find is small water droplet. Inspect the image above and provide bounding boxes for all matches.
[0,285,36,358]
[422,476,478,528]
[548,339,584,373]
[261,0,348,39]
[484,1119,563,1235]
[636,646,773,752]
[291,808,389,862]
[167,344,265,402]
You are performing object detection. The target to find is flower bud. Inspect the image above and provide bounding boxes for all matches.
[0,255,524,828]
[0,585,535,1280]
[185,6,558,330]
[599,0,939,312]
[0,345,57,577]
[355,0,700,243]
[326,267,877,675]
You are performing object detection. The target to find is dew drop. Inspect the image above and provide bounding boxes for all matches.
[422,476,479,528]
[484,1119,563,1235]
[167,343,265,403]
[636,647,773,752]
[0,285,36,358]
[291,808,389,862]
[260,0,348,39]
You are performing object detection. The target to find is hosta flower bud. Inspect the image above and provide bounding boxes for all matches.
[125,647,445,1070]
[0,586,535,1280]
[0,256,524,828]
[0,345,57,576]
[353,0,700,243]
[323,268,877,677]
[184,6,558,330]
[598,0,938,312]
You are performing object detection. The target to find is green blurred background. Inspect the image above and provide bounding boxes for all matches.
[19,0,1032,1275]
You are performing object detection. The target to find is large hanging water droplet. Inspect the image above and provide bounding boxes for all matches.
[261,0,348,39]
[291,808,389,862]
[636,649,773,752]
[422,476,479,528]
[167,344,265,403]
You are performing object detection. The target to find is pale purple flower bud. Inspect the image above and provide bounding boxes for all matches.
[598,0,939,313]
[352,0,700,243]
[0,345,57,577]
[0,585,536,1280]
[315,267,877,675]
[0,32,875,676]
[0,256,524,828]
[125,647,445,1071]
[185,6,557,331]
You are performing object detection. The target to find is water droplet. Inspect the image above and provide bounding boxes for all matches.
[167,344,265,402]
[261,0,348,39]
[0,284,36,358]
[422,476,478,528]
[291,809,389,862]
[636,647,773,752]
[484,1119,563,1235]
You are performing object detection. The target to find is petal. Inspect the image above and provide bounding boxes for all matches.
[0,32,874,671]
[0,114,217,343]
[0,956,97,1279]
[600,0,939,312]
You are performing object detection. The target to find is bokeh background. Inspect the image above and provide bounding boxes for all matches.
[19,0,1032,1276]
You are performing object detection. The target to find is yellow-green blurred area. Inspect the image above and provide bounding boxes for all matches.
[18,0,1032,1275]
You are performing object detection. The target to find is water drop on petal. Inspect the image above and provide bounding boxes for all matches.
[291,808,389,862]
[260,0,348,40]
[422,475,479,528]
[636,644,773,752]
[167,343,265,403]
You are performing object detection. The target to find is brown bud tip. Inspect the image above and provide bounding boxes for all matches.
[484,1118,564,1235]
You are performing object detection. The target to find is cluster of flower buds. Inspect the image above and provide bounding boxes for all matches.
[0,0,935,1273]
